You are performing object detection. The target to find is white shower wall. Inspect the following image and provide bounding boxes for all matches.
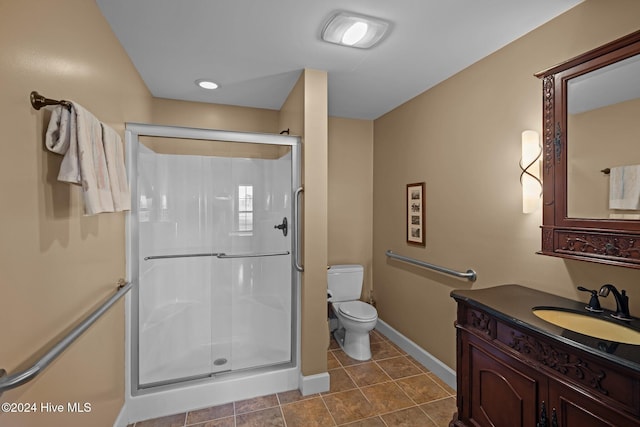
[136,146,293,387]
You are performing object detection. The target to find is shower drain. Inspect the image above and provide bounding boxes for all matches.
[214,358,228,366]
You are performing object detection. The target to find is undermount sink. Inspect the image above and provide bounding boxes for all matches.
[532,307,640,345]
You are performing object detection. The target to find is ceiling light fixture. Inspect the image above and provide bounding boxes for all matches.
[195,79,219,90]
[321,11,390,49]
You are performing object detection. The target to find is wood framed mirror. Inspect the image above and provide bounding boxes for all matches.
[535,29,640,269]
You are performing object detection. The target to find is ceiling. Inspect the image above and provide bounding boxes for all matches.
[96,0,583,120]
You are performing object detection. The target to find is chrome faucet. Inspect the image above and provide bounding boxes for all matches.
[598,284,633,321]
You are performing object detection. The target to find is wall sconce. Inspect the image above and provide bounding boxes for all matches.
[520,130,542,213]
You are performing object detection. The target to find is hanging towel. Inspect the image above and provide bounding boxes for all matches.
[45,103,129,215]
[102,123,131,211]
[44,104,72,156]
[609,165,640,210]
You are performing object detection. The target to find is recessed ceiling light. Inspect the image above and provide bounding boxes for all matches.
[321,11,390,49]
[196,79,219,90]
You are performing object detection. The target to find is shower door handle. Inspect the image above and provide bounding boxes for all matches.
[293,187,304,272]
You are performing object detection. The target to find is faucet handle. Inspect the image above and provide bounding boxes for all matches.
[578,286,604,312]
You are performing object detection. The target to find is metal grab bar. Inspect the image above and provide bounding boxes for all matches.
[144,251,290,261]
[0,280,133,394]
[385,250,477,282]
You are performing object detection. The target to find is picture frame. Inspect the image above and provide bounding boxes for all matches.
[406,182,425,246]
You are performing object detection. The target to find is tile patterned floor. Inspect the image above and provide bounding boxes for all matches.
[129,330,456,427]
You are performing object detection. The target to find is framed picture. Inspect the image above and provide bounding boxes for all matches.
[406,182,425,246]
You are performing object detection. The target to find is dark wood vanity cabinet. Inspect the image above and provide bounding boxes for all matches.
[459,331,545,426]
[451,299,640,427]
[548,377,635,426]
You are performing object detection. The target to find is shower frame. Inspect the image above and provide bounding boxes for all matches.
[125,122,302,398]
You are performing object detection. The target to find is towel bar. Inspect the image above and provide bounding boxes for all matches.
[385,250,477,282]
[30,90,72,110]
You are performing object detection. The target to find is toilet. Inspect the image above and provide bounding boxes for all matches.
[327,265,378,361]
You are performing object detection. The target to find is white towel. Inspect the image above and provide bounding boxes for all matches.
[45,103,130,215]
[44,105,71,155]
[102,123,131,212]
[609,165,640,210]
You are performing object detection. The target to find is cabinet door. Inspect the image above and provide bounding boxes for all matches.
[466,335,545,427]
[549,379,640,427]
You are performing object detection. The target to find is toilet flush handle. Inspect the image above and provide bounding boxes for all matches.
[327,289,334,301]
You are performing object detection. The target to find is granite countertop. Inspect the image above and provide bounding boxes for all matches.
[451,284,640,372]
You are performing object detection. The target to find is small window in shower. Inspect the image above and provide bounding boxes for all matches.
[238,185,253,232]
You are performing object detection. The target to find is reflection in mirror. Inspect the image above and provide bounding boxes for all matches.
[567,54,640,219]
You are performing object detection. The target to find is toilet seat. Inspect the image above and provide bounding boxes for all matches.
[338,301,377,322]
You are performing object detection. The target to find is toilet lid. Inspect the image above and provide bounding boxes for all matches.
[339,301,378,322]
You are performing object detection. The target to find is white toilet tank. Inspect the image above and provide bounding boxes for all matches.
[327,265,364,302]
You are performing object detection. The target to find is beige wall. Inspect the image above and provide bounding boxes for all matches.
[373,0,640,369]
[279,70,330,378]
[151,98,280,134]
[301,69,329,378]
[278,73,305,137]
[0,1,152,426]
[328,117,375,301]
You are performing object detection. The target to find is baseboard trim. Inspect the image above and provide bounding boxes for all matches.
[376,319,456,391]
[298,371,330,395]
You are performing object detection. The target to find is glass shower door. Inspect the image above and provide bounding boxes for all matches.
[133,133,294,389]
[226,155,292,371]
[137,149,232,386]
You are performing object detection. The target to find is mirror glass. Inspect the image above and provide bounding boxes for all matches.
[566,53,640,219]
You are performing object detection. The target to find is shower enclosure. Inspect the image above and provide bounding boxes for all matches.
[124,123,301,419]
